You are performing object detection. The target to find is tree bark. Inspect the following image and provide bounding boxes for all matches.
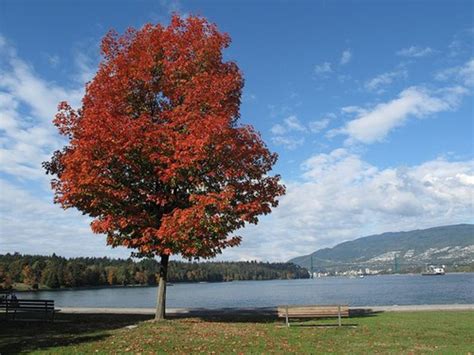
[155,254,169,321]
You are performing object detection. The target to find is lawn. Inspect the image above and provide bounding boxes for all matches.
[0,311,473,354]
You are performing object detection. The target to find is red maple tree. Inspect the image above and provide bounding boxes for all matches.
[44,15,285,320]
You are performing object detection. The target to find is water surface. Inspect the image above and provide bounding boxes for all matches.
[19,273,474,308]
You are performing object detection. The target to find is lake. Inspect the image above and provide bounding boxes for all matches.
[19,273,474,308]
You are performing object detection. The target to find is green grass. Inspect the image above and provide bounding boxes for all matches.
[1,311,473,354]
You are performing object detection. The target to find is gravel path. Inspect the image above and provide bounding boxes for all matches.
[60,304,474,316]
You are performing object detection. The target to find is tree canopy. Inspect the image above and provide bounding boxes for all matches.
[44,15,284,260]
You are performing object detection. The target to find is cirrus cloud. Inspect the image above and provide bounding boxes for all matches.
[365,69,408,93]
[340,49,352,65]
[435,58,474,87]
[397,46,434,58]
[314,62,332,76]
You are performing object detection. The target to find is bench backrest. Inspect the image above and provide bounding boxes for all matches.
[278,305,349,318]
[0,299,55,311]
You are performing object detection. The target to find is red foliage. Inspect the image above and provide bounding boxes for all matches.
[45,15,285,259]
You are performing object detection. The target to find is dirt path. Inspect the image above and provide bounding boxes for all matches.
[59,304,474,316]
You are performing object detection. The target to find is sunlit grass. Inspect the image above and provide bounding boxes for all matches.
[1,311,473,353]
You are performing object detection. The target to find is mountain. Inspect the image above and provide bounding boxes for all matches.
[289,224,474,272]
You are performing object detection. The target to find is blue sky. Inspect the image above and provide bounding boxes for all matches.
[1,0,473,261]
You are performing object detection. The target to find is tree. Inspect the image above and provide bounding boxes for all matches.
[44,15,285,320]
[105,266,116,285]
[22,265,38,289]
[8,259,24,283]
[0,264,12,290]
[31,260,45,289]
[41,264,60,289]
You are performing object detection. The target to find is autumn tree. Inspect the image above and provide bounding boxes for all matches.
[0,265,12,290]
[44,15,285,320]
[106,266,118,285]
[22,265,37,289]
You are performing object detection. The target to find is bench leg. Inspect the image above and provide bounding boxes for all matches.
[338,306,341,327]
[286,305,289,327]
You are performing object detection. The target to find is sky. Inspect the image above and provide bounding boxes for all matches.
[0,0,473,262]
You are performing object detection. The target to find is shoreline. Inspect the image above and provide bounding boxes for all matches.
[59,304,474,315]
[9,271,474,293]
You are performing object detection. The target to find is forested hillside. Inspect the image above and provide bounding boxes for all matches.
[290,224,474,272]
[0,253,309,290]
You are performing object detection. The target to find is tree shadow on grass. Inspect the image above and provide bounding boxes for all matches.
[283,323,359,328]
[166,307,383,324]
[0,308,384,352]
[167,307,278,323]
[349,308,384,317]
[0,313,153,353]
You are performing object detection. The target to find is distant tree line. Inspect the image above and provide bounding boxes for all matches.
[0,253,309,290]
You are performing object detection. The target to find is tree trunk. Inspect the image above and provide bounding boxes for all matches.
[155,254,169,321]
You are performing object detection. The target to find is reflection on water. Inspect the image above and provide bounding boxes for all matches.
[20,273,474,308]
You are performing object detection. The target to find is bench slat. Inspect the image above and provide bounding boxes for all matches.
[278,313,349,318]
[3,305,56,309]
[1,298,57,321]
[282,309,348,314]
[278,310,349,314]
[281,309,348,314]
[278,304,349,309]
[277,314,348,317]
[6,309,56,312]
[278,306,349,308]
[0,302,54,307]
[1,299,55,302]
[278,307,348,314]
[278,304,350,327]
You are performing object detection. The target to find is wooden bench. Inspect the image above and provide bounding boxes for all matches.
[0,299,58,321]
[277,304,349,327]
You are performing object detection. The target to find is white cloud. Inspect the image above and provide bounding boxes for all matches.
[314,62,332,76]
[435,58,474,87]
[341,105,367,116]
[447,28,474,57]
[0,36,123,258]
[220,150,474,261]
[337,74,352,83]
[459,59,474,86]
[340,49,352,65]
[284,115,305,131]
[150,0,188,23]
[160,0,184,15]
[308,114,335,133]
[270,115,305,136]
[271,114,333,148]
[397,46,434,58]
[308,119,330,133]
[365,69,407,93]
[0,39,83,181]
[271,136,304,150]
[270,123,286,135]
[73,51,98,84]
[335,86,468,144]
[0,178,129,258]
